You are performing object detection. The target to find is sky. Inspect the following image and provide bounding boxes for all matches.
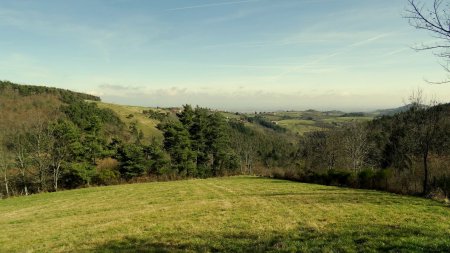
[1,0,450,112]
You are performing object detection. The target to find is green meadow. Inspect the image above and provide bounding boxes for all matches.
[1,176,449,252]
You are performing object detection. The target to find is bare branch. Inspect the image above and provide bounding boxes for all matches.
[406,0,450,82]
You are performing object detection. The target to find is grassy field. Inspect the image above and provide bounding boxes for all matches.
[321,116,374,124]
[277,119,324,135]
[94,101,164,142]
[244,111,375,135]
[1,177,449,252]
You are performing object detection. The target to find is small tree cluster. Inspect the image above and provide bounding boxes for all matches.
[158,105,239,177]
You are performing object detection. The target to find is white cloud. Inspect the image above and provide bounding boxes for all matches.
[93,84,410,112]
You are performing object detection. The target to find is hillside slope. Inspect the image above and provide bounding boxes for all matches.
[94,101,165,143]
[1,177,449,252]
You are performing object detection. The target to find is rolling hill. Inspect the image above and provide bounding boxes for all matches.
[93,101,166,143]
[0,177,450,252]
[1,176,449,252]
[1,82,450,252]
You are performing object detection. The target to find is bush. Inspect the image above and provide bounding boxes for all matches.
[270,168,286,179]
[92,169,120,186]
[433,175,450,198]
[374,168,392,190]
[357,168,392,190]
[92,158,120,185]
[60,162,95,189]
[326,170,353,186]
[358,169,376,189]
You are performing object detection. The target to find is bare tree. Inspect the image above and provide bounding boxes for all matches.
[28,120,53,192]
[0,146,11,197]
[325,130,345,171]
[49,120,78,191]
[343,123,369,172]
[405,0,450,82]
[407,91,443,194]
[9,131,31,195]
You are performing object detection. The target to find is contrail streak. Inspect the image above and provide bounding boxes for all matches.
[166,0,260,11]
[274,33,391,79]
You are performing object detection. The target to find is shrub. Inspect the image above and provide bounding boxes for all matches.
[270,168,286,179]
[326,170,353,186]
[92,158,120,185]
[433,175,450,198]
[60,162,95,189]
[358,169,376,189]
[373,168,392,190]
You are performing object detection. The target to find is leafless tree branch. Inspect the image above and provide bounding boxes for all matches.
[405,0,450,82]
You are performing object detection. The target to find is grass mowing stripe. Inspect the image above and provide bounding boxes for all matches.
[0,176,449,252]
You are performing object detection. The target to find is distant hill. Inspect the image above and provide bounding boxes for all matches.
[0,80,123,146]
[0,80,100,102]
[0,81,107,136]
[373,104,415,116]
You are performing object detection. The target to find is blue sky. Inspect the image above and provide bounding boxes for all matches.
[1,0,449,111]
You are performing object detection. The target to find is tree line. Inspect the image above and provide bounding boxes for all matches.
[1,82,449,200]
[0,87,261,197]
[272,98,450,198]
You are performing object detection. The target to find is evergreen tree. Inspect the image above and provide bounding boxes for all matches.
[190,107,210,175]
[158,121,196,176]
[143,141,170,175]
[207,112,232,175]
[116,143,147,180]
[177,105,195,130]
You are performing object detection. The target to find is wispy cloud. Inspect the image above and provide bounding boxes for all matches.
[0,8,165,61]
[203,31,390,49]
[348,33,390,47]
[380,47,409,57]
[166,0,260,11]
[273,33,392,79]
[99,84,144,91]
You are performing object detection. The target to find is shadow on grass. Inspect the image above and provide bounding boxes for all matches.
[92,223,450,253]
[249,191,444,207]
[91,232,274,253]
[267,223,450,253]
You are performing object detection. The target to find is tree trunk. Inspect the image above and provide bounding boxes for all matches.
[20,169,28,196]
[423,151,429,195]
[53,166,59,192]
[4,171,9,197]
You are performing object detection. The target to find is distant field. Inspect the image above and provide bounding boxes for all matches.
[93,102,376,137]
[243,110,376,135]
[94,101,164,142]
[277,119,324,135]
[1,177,449,252]
[321,116,374,124]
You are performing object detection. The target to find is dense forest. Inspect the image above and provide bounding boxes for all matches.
[0,81,449,200]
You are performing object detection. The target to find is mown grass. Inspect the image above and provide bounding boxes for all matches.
[1,176,449,252]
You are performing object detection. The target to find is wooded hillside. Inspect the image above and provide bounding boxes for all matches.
[1,81,449,200]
